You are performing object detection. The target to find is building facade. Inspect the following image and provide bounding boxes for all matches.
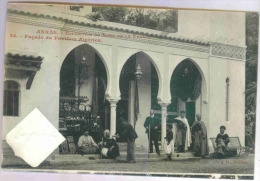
[2,4,246,158]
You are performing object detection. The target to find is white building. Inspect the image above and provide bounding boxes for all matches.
[2,3,246,163]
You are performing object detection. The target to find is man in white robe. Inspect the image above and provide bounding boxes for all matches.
[78,130,99,154]
[175,111,192,152]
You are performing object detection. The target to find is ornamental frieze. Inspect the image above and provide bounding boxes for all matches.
[7,14,65,29]
[211,43,246,60]
[61,24,210,53]
[6,11,246,61]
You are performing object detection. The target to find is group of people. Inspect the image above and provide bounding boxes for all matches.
[144,109,236,160]
[77,115,138,163]
[77,116,120,158]
[77,109,237,163]
[143,110,207,160]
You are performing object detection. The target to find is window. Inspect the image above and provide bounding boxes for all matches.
[226,78,230,122]
[3,80,20,116]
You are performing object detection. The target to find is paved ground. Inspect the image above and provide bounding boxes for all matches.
[2,154,255,176]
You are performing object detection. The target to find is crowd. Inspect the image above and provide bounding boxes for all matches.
[76,110,241,163]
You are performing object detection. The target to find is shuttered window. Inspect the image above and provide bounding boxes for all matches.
[3,81,20,116]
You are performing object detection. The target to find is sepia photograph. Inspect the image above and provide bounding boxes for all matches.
[0,1,259,180]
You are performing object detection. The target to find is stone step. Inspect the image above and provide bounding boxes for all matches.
[117,142,162,146]
[1,155,53,167]
[1,155,28,166]
[2,141,15,156]
[2,148,15,156]
[2,151,197,166]
[119,151,195,158]
[119,148,148,152]
[54,151,195,160]
[53,152,197,165]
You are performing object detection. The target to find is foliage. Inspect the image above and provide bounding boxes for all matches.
[88,7,178,33]
[245,12,259,122]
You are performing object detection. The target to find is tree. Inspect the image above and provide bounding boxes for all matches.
[87,7,178,33]
[245,12,258,121]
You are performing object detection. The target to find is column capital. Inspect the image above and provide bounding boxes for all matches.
[159,102,169,109]
[107,98,119,106]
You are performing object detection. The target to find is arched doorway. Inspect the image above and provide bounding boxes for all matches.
[170,59,202,126]
[59,44,109,153]
[117,52,160,146]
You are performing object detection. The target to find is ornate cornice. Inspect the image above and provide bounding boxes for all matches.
[210,43,246,60]
[6,9,209,45]
[7,13,65,29]
[6,9,209,54]
[5,52,43,70]
[6,10,246,60]
[5,52,44,89]
[61,24,210,53]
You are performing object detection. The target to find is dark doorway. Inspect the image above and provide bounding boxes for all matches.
[186,102,195,126]
[59,44,108,154]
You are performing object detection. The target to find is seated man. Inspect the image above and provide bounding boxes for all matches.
[78,130,99,154]
[100,130,120,159]
[215,126,237,158]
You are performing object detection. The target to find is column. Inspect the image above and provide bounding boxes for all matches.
[108,99,118,137]
[160,103,169,147]
[128,81,135,127]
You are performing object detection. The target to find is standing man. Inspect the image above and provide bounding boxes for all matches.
[175,111,192,152]
[144,109,160,155]
[119,118,138,163]
[91,116,103,144]
[191,114,209,157]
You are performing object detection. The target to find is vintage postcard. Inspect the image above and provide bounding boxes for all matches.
[1,2,258,180]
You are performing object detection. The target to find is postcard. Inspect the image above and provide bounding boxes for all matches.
[1,2,258,180]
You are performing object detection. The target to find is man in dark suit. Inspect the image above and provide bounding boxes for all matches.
[119,117,138,163]
[144,109,160,155]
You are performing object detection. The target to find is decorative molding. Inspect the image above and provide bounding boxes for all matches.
[62,24,210,53]
[5,53,43,70]
[107,98,119,106]
[210,43,246,60]
[6,11,247,60]
[6,9,208,45]
[7,14,65,29]
[6,11,210,53]
[5,53,44,89]
[159,103,170,109]
[26,72,36,89]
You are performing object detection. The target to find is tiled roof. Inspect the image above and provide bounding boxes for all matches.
[5,52,44,62]
[6,3,245,47]
[7,4,210,46]
[5,52,43,71]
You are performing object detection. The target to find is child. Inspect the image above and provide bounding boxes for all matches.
[165,124,174,160]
